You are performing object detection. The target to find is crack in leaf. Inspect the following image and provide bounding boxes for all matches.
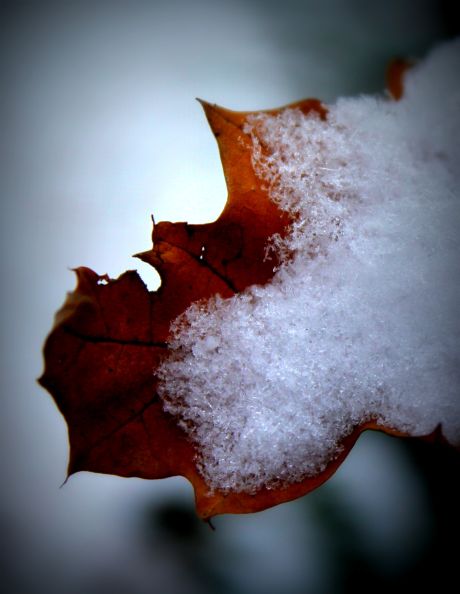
[160,239,238,293]
[64,327,168,348]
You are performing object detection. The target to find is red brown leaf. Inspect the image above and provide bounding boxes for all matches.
[40,72,455,518]
[41,99,345,518]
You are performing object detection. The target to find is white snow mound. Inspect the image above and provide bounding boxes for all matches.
[157,39,460,493]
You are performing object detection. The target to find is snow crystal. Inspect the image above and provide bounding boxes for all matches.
[157,39,460,493]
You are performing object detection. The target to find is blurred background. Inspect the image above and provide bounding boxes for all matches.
[1,1,459,592]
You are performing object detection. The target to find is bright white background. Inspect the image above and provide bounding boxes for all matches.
[1,1,454,592]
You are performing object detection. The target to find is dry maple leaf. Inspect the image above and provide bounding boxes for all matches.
[39,57,457,519]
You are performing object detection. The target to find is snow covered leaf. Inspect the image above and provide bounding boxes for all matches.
[40,98,342,518]
[40,39,460,519]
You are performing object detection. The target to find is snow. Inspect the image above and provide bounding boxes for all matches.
[158,38,460,493]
